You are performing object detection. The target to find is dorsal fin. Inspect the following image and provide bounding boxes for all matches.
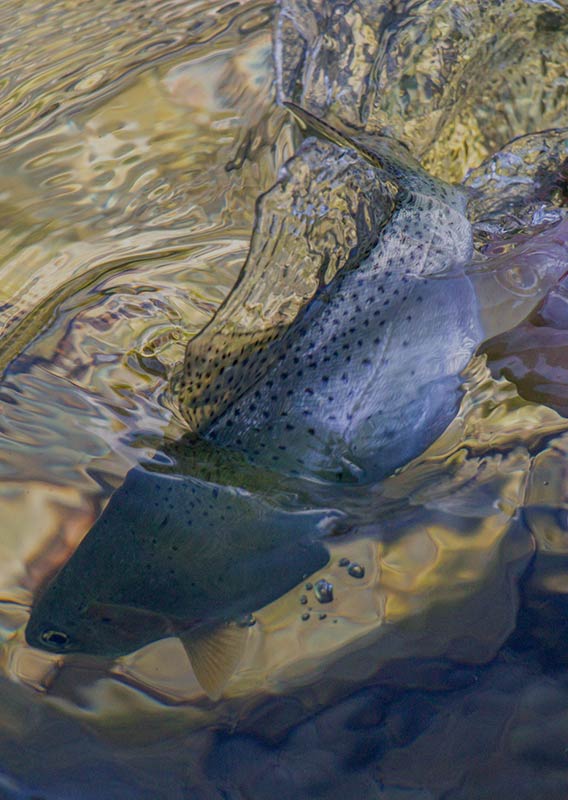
[284,101,386,170]
[284,102,426,183]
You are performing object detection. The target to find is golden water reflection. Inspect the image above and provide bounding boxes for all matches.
[0,0,567,797]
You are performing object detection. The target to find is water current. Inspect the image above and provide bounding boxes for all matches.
[0,1,567,798]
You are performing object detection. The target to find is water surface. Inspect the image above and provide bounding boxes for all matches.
[0,1,568,798]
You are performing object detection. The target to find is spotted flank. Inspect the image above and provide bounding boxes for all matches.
[181,107,480,482]
[179,134,397,434]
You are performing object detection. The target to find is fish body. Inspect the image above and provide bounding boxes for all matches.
[26,116,482,693]
[201,129,481,481]
[25,467,333,661]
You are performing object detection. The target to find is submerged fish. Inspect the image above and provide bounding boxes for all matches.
[181,108,482,482]
[25,110,568,698]
[25,109,484,697]
[25,466,337,698]
[19,116,483,676]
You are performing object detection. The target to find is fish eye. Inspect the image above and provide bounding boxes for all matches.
[40,629,71,649]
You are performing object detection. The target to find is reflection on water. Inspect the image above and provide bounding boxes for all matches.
[0,0,567,798]
[276,0,568,179]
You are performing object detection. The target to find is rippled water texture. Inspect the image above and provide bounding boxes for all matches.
[0,1,567,798]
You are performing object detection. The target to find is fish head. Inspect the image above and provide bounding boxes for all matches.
[24,469,182,657]
[25,564,172,658]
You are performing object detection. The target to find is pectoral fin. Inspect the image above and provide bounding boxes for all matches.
[180,623,249,701]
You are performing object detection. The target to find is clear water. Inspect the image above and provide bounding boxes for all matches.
[0,1,567,798]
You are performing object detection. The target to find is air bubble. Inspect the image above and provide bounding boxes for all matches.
[314,579,334,603]
[348,563,365,579]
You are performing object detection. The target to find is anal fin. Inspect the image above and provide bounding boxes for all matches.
[180,623,249,701]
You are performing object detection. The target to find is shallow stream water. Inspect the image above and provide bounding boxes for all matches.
[0,1,568,798]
